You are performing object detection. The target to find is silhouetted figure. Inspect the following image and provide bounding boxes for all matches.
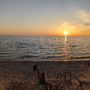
[33,64,59,90]
[33,64,47,85]
[33,64,38,71]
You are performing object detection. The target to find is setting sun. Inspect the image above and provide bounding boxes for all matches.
[63,31,69,36]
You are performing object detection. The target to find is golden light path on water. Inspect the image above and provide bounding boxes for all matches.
[64,31,68,43]
[63,31,69,61]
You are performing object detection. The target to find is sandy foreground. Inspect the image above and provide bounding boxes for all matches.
[0,60,90,90]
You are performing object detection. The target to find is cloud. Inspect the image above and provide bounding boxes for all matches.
[76,10,90,26]
[57,21,80,35]
[82,22,90,26]
[77,10,90,22]
[60,21,76,30]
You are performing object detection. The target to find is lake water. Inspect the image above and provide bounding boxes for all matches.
[0,36,90,61]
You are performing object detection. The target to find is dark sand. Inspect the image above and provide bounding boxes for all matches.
[0,61,90,90]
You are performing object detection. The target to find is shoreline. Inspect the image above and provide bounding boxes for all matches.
[0,58,90,62]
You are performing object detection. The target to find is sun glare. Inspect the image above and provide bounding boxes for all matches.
[64,31,69,36]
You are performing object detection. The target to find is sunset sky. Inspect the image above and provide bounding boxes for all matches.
[0,0,90,36]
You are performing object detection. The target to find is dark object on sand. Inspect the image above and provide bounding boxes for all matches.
[33,64,47,85]
[89,61,90,66]
[33,64,58,90]
[33,64,38,71]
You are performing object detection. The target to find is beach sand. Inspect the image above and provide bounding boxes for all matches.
[0,61,90,90]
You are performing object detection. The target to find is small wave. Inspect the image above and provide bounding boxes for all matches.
[43,55,64,59]
[15,42,30,48]
[19,55,39,59]
[69,44,79,47]
[0,52,10,54]
[70,56,90,59]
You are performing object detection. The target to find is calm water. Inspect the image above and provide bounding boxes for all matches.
[0,36,90,61]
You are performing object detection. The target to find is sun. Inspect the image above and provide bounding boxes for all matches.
[63,31,69,36]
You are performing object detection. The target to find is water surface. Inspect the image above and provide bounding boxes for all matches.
[0,36,90,61]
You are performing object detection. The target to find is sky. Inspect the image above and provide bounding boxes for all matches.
[0,0,90,36]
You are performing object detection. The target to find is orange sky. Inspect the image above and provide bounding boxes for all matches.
[0,26,90,36]
[0,0,90,36]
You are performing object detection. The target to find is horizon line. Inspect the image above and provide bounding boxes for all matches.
[0,34,90,37]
